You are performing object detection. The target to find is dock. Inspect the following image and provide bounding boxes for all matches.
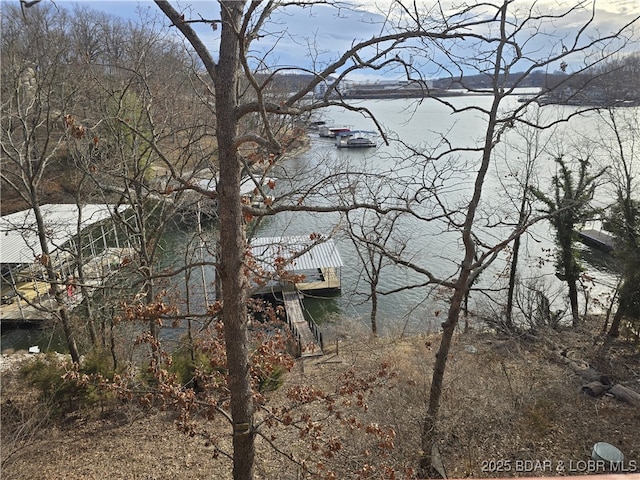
[282,283,323,357]
[248,235,344,358]
[291,267,340,292]
[1,247,134,323]
[1,204,135,323]
[578,229,616,252]
[250,236,343,295]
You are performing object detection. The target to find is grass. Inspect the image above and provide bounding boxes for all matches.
[1,316,639,479]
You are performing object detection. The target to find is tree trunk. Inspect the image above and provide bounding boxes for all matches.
[505,234,520,328]
[32,204,81,364]
[419,276,468,475]
[216,2,255,479]
[135,197,158,342]
[74,193,98,348]
[506,195,528,328]
[419,4,506,469]
[75,249,98,348]
[370,285,378,336]
[568,276,580,327]
[57,299,80,364]
[608,384,640,408]
[608,305,624,337]
[560,231,580,327]
[152,1,254,477]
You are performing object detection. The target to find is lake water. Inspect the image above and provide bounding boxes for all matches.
[2,92,632,350]
[252,93,630,334]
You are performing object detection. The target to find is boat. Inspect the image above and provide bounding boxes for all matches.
[335,130,377,148]
[319,126,351,138]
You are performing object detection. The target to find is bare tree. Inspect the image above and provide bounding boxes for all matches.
[1,2,218,363]
[8,1,634,478]
[345,2,638,475]
[498,110,555,329]
[1,4,84,362]
[76,9,219,350]
[147,1,639,477]
[595,107,640,336]
[149,1,487,477]
[345,208,404,336]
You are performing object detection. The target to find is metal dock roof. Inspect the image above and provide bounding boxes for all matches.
[250,235,343,272]
[0,204,119,265]
[335,130,377,136]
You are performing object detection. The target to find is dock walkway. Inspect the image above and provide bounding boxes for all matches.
[281,284,323,357]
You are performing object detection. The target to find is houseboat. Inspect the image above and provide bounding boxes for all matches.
[319,126,351,138]
[335,130,377,148]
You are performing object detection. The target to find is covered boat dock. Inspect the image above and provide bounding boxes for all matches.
[249,235,343,295]
[249,235,344,357]
[0,204,132,323]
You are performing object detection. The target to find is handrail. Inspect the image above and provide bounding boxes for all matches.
[281,282,324,355]
[303,303,323,347]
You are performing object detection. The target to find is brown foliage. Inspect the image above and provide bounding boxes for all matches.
[2,317,639,478]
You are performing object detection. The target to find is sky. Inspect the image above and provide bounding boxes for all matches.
[49,0,640,81]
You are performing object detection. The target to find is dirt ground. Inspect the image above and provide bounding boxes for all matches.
[1,317,639,479]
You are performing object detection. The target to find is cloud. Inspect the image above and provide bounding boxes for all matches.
[80,1,639,79]
[246,5,389,68]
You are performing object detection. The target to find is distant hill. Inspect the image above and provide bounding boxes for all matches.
[432,70,550,89]
[256,57,640,105]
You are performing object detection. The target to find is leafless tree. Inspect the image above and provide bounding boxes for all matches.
[1,3,218,362]
[1,4,85,362]
[5,0,636,477]
[73,7,221,350]
[592,107,640,336]
[344,206,405,336]
[347,2,639,475]
[496,109,556,329]
[150,1,493,477]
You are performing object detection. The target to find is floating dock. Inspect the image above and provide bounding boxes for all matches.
[578,229,616,252]
[1,247,134,323]
[249,236,343,357]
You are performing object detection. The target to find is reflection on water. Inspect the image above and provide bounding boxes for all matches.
[1,323,68,353]
[577,243,622,278]
[300,292,341,324]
